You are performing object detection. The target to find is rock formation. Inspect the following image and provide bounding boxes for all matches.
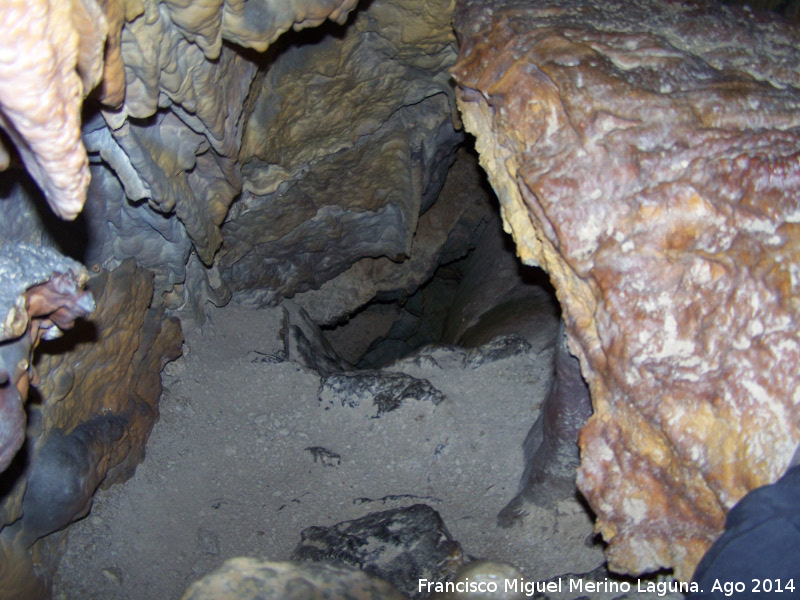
[220,0,464,317]
[452,0,800,579]
[9,0,800,592]
[0,0,107,220]
[292,504,467,598]
[0,245,95,473]
[0,260,181,596]
[181,558,407,600]
[0,0,474,594]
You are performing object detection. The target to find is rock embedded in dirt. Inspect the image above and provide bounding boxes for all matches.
[452,0,800,579]
[180,558,406,600]
[319,371,447,417]
[292,503,467,599]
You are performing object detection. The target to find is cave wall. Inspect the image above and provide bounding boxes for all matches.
[4,0,800,592]
[0,0,477,594]
[452,0,800,580]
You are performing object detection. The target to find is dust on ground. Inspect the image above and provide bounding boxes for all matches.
[53,303,604,600]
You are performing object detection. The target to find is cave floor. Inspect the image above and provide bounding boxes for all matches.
[52,303,607,599]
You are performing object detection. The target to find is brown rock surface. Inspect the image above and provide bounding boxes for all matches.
[35,260,182,485]
[221,0,463,311]
[0,245,94,474]
[0,260,181,598]
[452,0,800,579]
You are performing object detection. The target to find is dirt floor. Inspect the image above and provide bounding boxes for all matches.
[51,303,676,599]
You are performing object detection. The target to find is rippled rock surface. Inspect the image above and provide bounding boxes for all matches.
[0,260,181,598]
[220,0,463,313]
[452,0,800,579]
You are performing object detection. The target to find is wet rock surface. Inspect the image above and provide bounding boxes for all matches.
[452,0,800,579]
[292,504,467,598]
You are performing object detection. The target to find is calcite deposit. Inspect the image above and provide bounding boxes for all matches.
[0,0,107,219]
[0,260,181,599]
[452,0,800,579]
[29,0,361,306]
[0,245,94,473]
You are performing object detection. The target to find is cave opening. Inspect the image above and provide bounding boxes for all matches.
[0,0,607,587]
[319,145,561,370]
[11,0,800,594]
[37,142,602,599]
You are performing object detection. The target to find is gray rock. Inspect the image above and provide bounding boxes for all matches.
[282,300,351,376]
[292,504,467,598]
[319,371,446,417]
[464,335,532,369]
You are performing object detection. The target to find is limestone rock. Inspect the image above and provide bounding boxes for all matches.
[79,0,359,302]
[0,259,181,597]
[0,0,107,219]
[89,41,257,264]
[452,0,800,579]
[181,558,406,600]
[13,413,128,548]
[292,504,467,598]
[282,299,352,376]
[34,259,182,485]
[0,244,94,473]
[499,324,592,523]
[294,149,492,325]
[220,0,463,309]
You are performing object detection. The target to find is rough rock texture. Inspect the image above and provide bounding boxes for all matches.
[71,0,360,308]
[282,300,352,376]
[292,504,467,598]
[452,0,800,579]
[181,558,406,600]
[293,148,491,325]
[0,245,94,473]
[499,323,592,523]
[0,0,107,219]
[34,260,182,486]
[0,260,181,598]
[219,0,463,311]
[320,371,447,418]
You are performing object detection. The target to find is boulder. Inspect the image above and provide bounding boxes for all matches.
[452,0,800,579]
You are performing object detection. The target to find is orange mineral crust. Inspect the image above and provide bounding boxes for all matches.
[453,0,800,579]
